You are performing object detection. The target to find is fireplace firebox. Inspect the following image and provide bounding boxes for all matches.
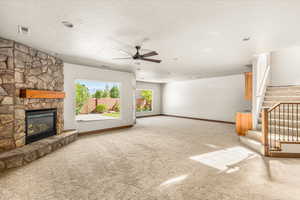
[25,109,57,144]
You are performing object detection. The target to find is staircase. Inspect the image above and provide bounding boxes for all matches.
[240,85,300,156]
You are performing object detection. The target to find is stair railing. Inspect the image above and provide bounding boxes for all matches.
[262,102,300,156]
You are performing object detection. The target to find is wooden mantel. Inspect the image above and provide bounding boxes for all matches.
[20,89,65,99]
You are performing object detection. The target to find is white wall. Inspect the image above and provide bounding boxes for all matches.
[252,53,271,129]
[64,63,135,133]
[136,81,162,117]
[162,74,250,122]
[271,46,300,86]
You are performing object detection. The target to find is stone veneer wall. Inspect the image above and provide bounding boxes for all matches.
[0,37,64,152]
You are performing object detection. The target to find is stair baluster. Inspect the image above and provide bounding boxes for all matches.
[263,102,300,156]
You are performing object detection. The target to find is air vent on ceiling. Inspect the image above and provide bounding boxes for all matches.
[18,25,30,35]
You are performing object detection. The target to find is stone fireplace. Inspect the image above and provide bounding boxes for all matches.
[0,37,64,152]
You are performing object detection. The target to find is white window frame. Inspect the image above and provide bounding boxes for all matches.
[75,79,122,121]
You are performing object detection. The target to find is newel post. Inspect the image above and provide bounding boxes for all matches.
[262,108,269,156]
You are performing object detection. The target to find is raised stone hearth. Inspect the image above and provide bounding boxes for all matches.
[0,37,64,152]
[0,130,78,172]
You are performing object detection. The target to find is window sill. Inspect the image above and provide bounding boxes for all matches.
[75,114,121,122]
[76,118,121,122]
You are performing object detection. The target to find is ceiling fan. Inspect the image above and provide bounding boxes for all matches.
[113,46,161,63]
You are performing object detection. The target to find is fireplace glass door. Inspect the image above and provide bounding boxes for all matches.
[25,109,57,144]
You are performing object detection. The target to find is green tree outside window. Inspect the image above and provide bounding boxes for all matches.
[75,83,90,115]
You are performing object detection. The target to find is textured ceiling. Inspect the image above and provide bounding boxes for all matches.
[1,0,300,82]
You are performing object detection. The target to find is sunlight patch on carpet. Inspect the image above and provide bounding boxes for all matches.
[190,146,257,173]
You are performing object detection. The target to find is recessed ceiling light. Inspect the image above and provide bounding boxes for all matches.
[243,37,251,41]
[62,21,74,28]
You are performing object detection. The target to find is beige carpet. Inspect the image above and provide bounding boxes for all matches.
[1,116,300,200]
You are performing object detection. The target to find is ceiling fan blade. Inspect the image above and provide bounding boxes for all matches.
[141,58,161,63]
[141,51,158,57]
[140,48,154,53]
[112,57,132,60]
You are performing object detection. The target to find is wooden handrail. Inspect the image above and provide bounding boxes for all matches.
[268,102,300,113]
[268,103,281,112]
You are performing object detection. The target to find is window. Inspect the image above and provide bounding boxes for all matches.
[136,89,153,112]
[75,80,121,121]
